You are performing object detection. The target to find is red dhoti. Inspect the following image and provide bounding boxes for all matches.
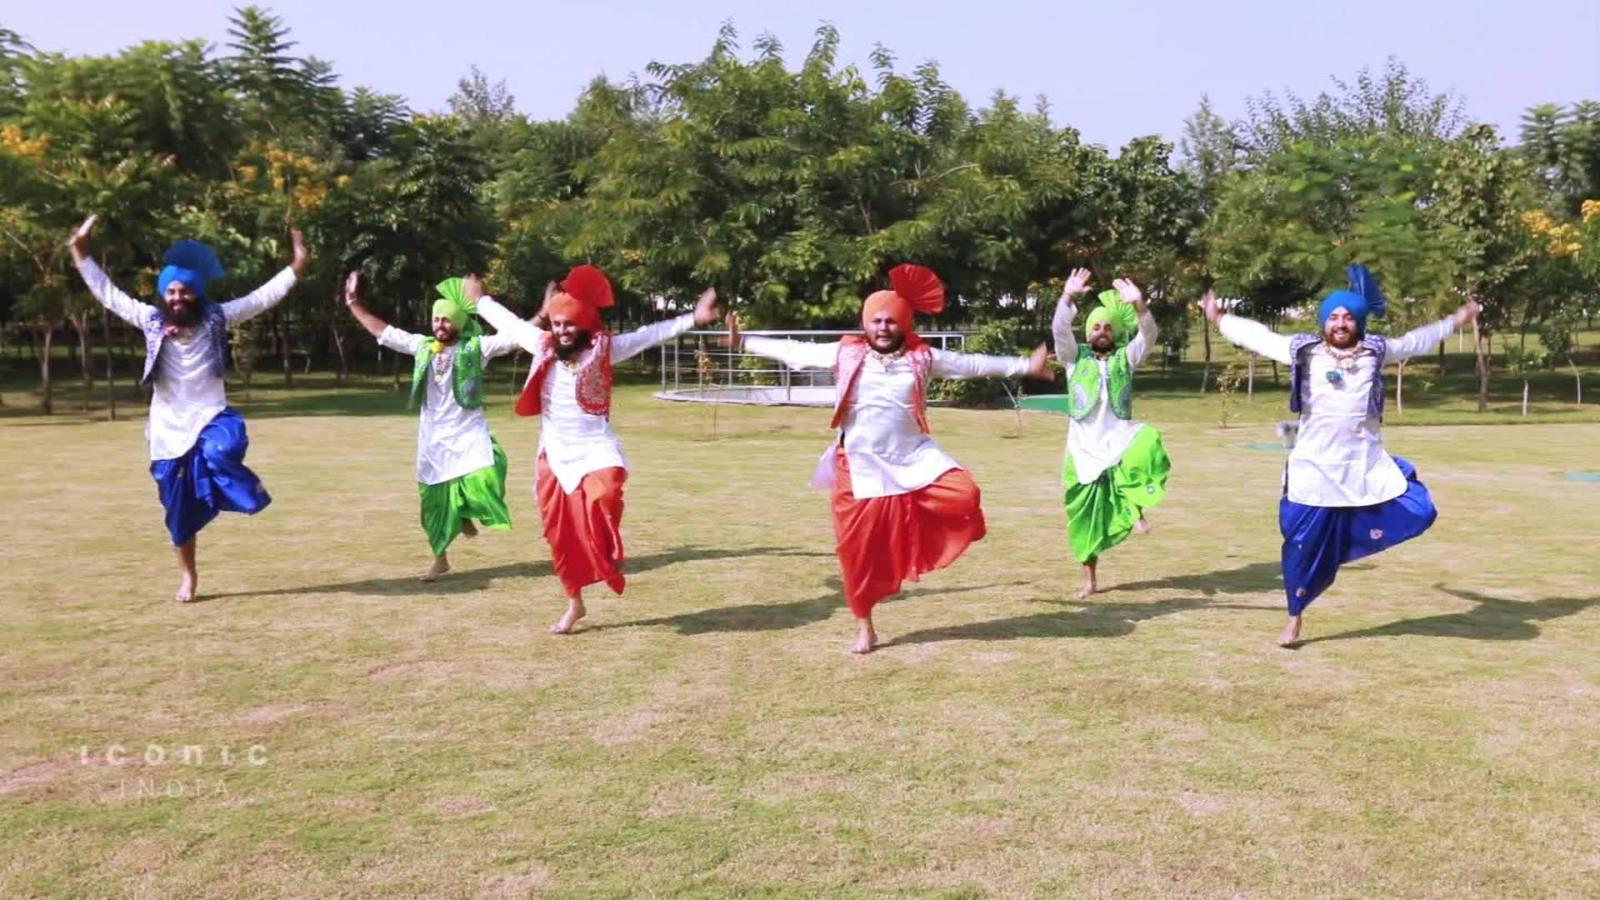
[830,449,986,618]
[536,453,627,599]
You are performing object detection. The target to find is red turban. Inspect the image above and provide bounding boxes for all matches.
[542,264,615,333]
[861,264,945,336]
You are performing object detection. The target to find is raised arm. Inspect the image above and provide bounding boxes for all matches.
[67,215,154,327]
[740,334,840,370]
[220,228,307,325]
[1052,267,1093,370]
[342,272,423,356]
[611,286,722,363]
[1114,277,1160,370]
[459,275,522,360]
[1384,302,1477,363]
[1205,290,1293,365]
[474,295,544,353]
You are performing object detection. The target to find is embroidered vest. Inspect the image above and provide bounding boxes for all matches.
[138,301,230,388]
[516,331,614,417]
[409,335,484,410]
[1065,344,1133,421]
[1287,333,1388,419]
[830,336,933,434]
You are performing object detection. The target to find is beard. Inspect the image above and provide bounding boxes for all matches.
[554,331,592,361]
[868,333,904,354]
[1324,327,1358,349]
[1090,334,1115,354]
[163,302,201,329]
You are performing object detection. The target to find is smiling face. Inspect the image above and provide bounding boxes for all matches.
[163,280,201,327]
[1323,307,1358,349]
[431,315,460,345]
[864,310,905,354]
[549,313,592,360]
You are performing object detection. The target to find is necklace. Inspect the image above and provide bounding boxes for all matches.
[1324,343,1362,373]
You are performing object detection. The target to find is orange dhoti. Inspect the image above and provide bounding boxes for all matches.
[536,453,627,599]
[830,449,986,618]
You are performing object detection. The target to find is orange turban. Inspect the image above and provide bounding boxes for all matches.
[542,264,615,333]
[861,264,945,335]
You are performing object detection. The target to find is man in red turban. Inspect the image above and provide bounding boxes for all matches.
[477,266,722,633]
[735,265,1052,653]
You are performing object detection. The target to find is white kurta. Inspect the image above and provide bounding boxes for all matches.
[742,337,1029,499]
[377,326,521,484]
[1218,314,1457,507]
[475,297,696,493]
[1052,299,1159,484]
[77,258,298,461]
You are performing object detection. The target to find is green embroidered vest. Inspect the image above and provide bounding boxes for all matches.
[1065,344,1132,421]
[410,335,484,410]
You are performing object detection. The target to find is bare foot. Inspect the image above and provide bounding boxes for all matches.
[420,555,450,582]
[175,570,198,603]
[550,599,586,635]
[1074,577,1097,600]
[1134,516,1152,535]
[851,620,878,654]
[460,520,478,539]
[1278,615,1304,648]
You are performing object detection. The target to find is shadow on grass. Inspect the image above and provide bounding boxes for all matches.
[200,545,830,601]
[881,595,1259,647]
[1298,586,1600,645]
[1102,560,1378,598]
[591,580,1029,635]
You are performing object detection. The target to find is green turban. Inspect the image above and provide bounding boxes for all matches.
[1084,288,1138,344]
[431,277,480,337]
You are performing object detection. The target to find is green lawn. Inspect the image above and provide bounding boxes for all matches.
[2,381,1597,897]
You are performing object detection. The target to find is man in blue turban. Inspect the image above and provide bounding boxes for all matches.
[1204,266,1479,646]
[68,214,309,602]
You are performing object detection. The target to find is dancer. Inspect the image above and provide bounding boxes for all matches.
[67,214,308,601]
[1052,268,1171,598]
[343,272,518,580]
[733,264,1053,653]
[474,266,722,633]
[1203,266,1479,645]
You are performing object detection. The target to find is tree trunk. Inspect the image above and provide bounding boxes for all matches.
[1571,358,1582,406]
[1270,358,1279,385]
[331,323,350,384]
[103,306,117,421]
[390,346,401,391]
[1395,359,1405,417]
[1437,342,1446,379]
[1521,379,1529,416]
[1246,354,1255,402]
[1199,323,1212,394]
[39,323,55,415]
[277,313,294,389]
[69,311,94,413]
[1474,324,1490,413]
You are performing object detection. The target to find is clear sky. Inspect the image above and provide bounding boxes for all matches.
[8,0,1597,151]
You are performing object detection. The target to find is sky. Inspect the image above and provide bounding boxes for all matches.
[7,0,1598,151]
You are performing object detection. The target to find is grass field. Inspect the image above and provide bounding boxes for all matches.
[2,376,1598,897]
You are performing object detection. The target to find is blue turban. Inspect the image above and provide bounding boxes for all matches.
[156,240,226,301]
[1317,264,1387,336]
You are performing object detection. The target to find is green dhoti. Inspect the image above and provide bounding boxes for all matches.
[1062,426,1170,563]
[418,438,512,556]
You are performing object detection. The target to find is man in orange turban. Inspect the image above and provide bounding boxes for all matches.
[735,264,1052,653]
[476,266,721,634]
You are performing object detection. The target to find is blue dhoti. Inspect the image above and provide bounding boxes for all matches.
[1278,456,1436,615]
[149,408,271,546]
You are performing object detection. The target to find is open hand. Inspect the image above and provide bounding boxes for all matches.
[289,227,309,275]
[692,287,720,327]
[719,311,742,349]
[1061,267,1093,301]
[342,271,361,306]
[1024,342,1053,380]
[1199,289,1221,325]
[463,273,484,302]
[1112,277,1143,306]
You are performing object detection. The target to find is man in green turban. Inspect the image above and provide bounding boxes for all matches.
[1052,268,1172,598]
[344,272,519,580]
